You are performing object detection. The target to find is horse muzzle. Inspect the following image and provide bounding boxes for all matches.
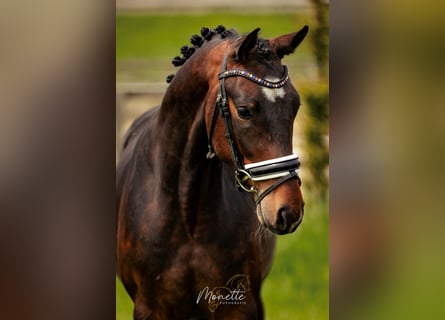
[234,154,304,234]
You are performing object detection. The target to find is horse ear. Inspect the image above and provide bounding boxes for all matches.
[237,28,261,61]
[270,25,309,59]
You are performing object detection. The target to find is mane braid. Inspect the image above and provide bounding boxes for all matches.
[166,25,238,83]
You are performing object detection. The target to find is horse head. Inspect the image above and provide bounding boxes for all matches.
[202,26,309,234]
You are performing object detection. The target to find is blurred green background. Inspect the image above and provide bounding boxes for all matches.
[116,6,328,320]
[116,12,317,84]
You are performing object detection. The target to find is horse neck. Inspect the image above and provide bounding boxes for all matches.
[154,42,253,236]
[156,48,223,212]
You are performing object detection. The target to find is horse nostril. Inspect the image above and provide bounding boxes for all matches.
[276,206,291,232]
[276,208,285,229]
[276,205,303,234]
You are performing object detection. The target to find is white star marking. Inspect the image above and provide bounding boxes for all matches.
[261,77,286,103]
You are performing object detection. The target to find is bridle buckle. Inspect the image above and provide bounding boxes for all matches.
[234,169,257,193]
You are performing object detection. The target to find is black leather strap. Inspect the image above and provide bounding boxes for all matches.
[208,51,245,171]
[206,99,220,159]
[255,171,299,206]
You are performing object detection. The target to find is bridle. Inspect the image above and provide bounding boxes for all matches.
[206,50,301,206]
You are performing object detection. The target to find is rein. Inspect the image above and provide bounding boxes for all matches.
[206,51,301,205]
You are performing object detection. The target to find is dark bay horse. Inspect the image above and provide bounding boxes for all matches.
[117,25,309,320]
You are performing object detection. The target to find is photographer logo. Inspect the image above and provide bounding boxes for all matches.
[196,274,251,312]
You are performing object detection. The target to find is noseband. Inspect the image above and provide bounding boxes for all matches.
[206,51,301,205]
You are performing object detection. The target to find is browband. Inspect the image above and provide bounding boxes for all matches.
[218,66,289,89]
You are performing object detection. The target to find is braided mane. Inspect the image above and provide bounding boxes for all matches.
[166,25,238,83]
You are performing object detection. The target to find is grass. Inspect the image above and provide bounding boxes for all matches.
[115,196,328,320]
[116,278,133,320]
[261,196,328,319]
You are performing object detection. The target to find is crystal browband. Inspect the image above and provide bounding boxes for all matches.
[218,66,289,88]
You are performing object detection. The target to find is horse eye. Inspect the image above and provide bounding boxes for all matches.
[237,107,253,120]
